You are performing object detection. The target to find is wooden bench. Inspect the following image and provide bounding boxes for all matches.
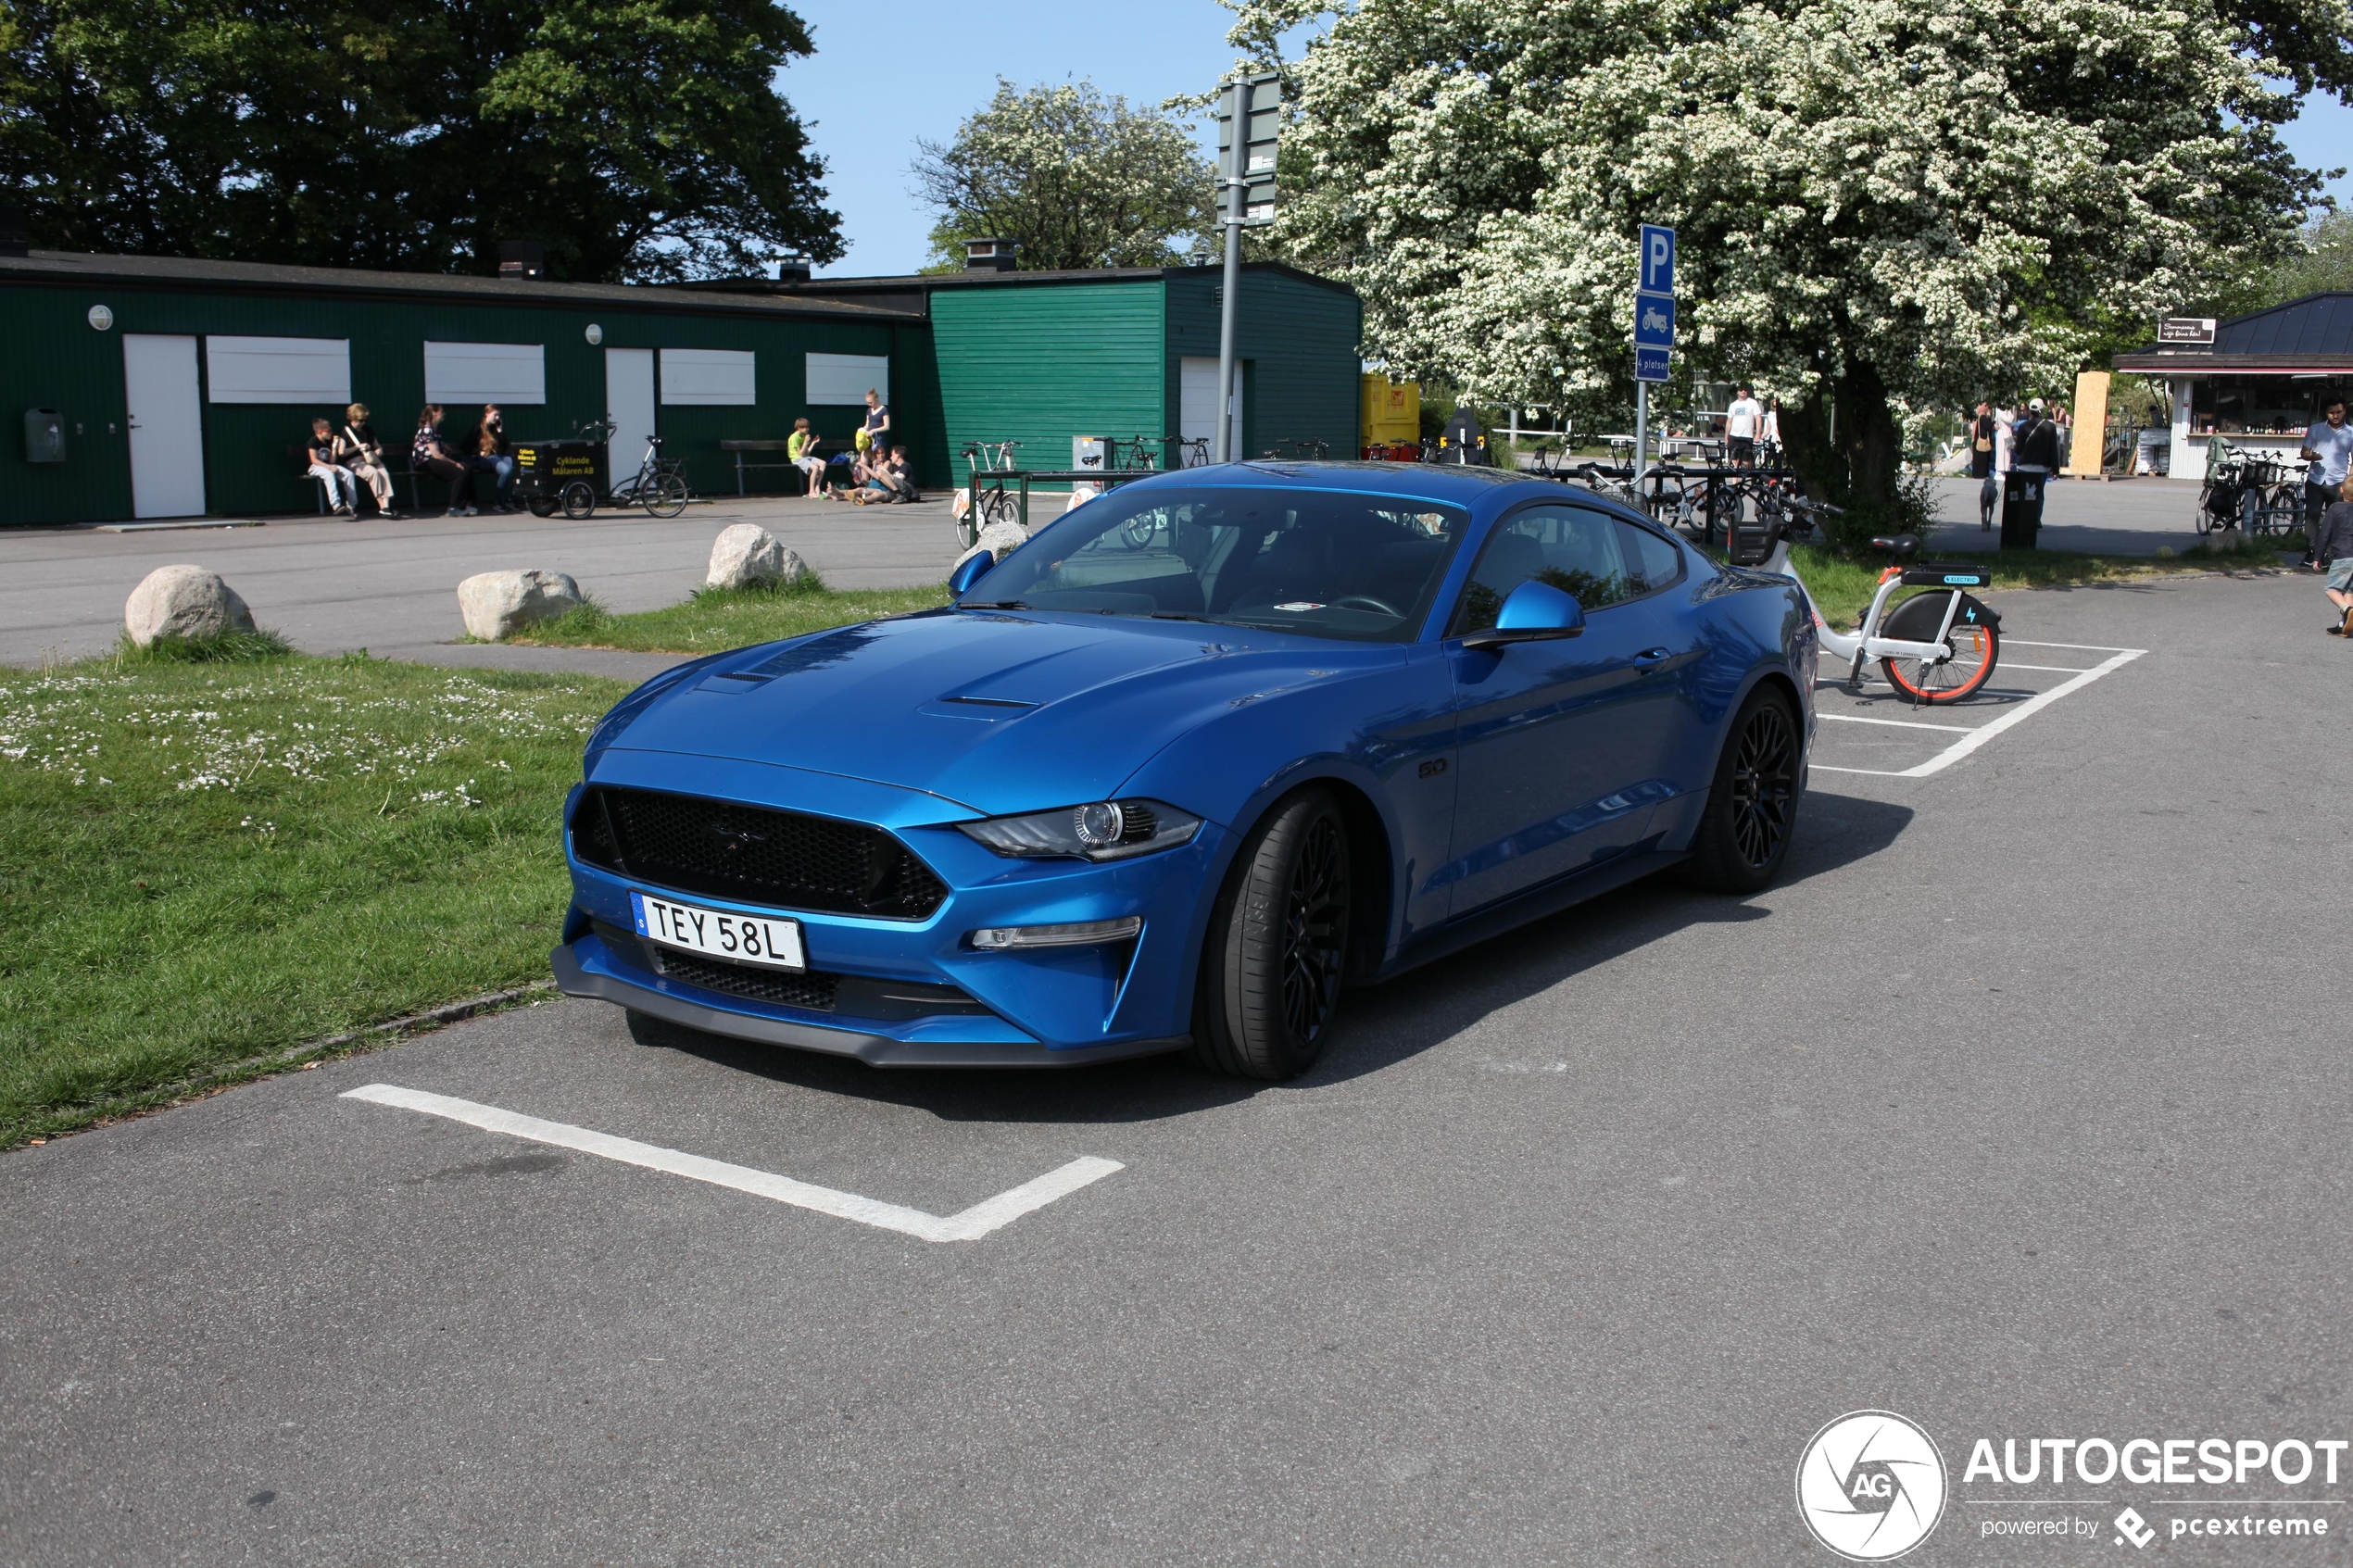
[718,439,810,496]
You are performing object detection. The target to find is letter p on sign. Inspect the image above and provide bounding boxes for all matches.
[1642,224,1676,294]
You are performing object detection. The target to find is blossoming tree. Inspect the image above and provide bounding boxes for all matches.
[1229,0,2342,517]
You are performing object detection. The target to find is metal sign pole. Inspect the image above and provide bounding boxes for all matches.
[1214,77,1251,465]
[1635,383,1648,486]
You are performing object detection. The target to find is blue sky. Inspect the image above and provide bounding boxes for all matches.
[781,0,2353,279]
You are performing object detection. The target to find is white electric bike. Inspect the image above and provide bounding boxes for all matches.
[1762,500,2003,706]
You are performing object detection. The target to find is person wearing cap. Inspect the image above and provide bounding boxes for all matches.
[2001,397,2062,549]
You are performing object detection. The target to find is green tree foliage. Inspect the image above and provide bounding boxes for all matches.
[0,0,842,282]
[1229,0,2336,521]
[913,80,1214,272]
[2259,210,2353,304]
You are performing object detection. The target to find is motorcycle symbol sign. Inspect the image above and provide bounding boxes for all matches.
[1634,291,1675,349]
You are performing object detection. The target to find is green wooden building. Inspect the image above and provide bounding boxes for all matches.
[0,247,1362,526]
[755,261,1364,491]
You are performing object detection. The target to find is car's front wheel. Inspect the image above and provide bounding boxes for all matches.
[1191,788,1352,1081]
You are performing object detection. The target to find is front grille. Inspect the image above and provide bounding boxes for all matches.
[573,785,948,920]
[652,947,842,1011]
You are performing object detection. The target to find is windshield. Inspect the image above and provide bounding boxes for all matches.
[958,486,1471,643]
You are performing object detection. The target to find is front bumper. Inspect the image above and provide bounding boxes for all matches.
[552,940,1189,1068]
[554,752,1224,1067]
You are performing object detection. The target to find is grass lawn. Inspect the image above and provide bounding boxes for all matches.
[0,644,627,1146]
[507,576,951,655]
[1785,535,2292,627]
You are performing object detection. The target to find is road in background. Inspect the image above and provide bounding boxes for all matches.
[0,495,961,671]
[5,570,2347,1565]
[1925,474,2210,555]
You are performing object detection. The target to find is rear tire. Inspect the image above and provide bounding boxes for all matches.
[1681,686,1803,895]
[560,481,597,520]
[1878,591,2000,705]
[1189,789,1353,1081]
[645,473,690,519]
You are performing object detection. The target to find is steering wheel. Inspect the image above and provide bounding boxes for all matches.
[1334,595,1402,617]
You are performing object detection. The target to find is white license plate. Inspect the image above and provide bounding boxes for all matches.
[631,891,805,971]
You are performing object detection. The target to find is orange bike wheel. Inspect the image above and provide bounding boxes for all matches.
[1878,591,2000,704]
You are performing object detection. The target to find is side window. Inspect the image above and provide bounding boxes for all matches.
[1453,505,1631,635]
[1616,519,1685,598]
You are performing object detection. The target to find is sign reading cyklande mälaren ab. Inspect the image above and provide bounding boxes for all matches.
[1798,1411,2347,1560]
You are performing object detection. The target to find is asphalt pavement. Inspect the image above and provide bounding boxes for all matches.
[0,494,965,672]
[4,566,2348,1565]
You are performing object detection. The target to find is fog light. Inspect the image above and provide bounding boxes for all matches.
[968,917,1142,950]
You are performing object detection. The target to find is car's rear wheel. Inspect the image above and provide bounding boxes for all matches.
[1681,685,1802,895]
[1190,788,1352,1081]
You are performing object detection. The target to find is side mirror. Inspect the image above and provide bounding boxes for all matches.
[947,549,996,598]
[1461,579,1585,652]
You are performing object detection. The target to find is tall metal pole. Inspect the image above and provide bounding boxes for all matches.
[1214,77,1250,464]
[1634,382,1649,486]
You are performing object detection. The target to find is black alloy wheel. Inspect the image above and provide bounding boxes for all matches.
[1279,812,1349,1043]
[1727,700,1797,869]
[1683,686,1803,895]
[1191,789,1353,1081]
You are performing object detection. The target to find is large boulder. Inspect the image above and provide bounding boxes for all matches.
[706,523,805,590]
[950,520,1032,580]
[457,569,585,640]
[124,565,255,646]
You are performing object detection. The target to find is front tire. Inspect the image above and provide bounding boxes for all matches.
[1682,686,1803,895]
[1190,789,1352,1081]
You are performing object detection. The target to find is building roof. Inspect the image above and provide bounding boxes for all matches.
[681,260,1358,318]
[0,249,925,323]
[2114,292,2353,373]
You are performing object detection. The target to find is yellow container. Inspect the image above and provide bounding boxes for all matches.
[1361,374,1420,449]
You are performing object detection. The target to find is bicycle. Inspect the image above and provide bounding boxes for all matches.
[2196,440,2262,535]
[1167,434,1212,469]
[956,440,1024,549]
[2249,457,2312,539]
[606,433,692,519]
[1763,500,2003,706]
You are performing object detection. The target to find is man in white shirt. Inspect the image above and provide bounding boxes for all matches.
[2300,398,2351,561]
[1725,385,1766,467]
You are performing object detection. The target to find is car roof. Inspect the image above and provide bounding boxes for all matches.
[1129,459,1560,508]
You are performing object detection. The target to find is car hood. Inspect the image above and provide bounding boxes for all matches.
[606,609,1398,819]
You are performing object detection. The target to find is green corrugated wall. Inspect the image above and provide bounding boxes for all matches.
[0,282,907,525]
[1164,269,1362,462]
[932,281,1167,494]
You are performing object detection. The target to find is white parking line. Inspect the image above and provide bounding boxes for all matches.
[342,1083,1121,1243]
[1817,713,1972,733]
[1813,646,2147,779]
[1997,662,2097,674]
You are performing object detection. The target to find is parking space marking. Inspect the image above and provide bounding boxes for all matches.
[342,1084,1121,1243]
[1996,662,2098,674]
[1812,645,2146,779]
[1817,713,1972,733]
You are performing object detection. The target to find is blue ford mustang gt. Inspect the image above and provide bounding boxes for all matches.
[553,462,1817,1079]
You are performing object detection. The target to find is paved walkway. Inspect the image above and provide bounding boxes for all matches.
[0,494,963,672]
[1926,475,2211,555]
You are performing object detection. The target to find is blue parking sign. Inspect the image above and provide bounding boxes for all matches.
[1634,291,1674,349]
[1640,225,1675,294]
[1635,345,1670,383]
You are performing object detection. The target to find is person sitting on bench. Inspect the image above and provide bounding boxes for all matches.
[307,418,359,516]
[412,406,473,516]
[334,402,397,518]
[788,418,826,496]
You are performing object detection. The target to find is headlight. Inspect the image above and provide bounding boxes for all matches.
[956,798,1202,861]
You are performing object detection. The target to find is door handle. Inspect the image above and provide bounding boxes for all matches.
[1633,646,1670,665]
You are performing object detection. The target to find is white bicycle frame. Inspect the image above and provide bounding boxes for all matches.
[1759,538,1966,685]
